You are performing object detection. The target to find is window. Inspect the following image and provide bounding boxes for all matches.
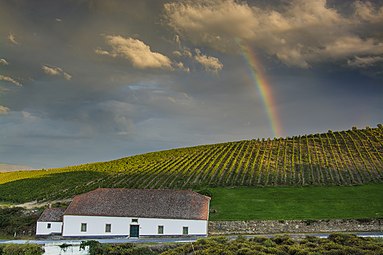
[183,226,188,235]
[132,219,138,223]
[47,223,51,229]
[158,225,164,234]
[81,223,87,232]
[105,224,111,233]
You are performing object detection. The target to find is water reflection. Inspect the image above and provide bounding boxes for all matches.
[44,242,88,255]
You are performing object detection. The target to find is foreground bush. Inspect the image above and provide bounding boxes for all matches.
[79,234,383,255]
[0,244,43,255]
[160,234,383,255]
[81,240,178,255]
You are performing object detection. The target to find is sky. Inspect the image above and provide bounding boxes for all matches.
[0,0,382,169]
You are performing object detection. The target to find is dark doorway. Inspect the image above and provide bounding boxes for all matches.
[130,225,139,238]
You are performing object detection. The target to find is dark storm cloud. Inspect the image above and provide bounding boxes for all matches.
[0,0,382,168]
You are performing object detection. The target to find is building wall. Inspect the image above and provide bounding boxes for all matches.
[62,215,208,237]
[36,221,63,235]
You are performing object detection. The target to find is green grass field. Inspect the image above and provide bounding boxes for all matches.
[209,183,383,220]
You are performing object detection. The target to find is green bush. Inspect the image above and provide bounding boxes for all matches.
[196,188,213,198]
[237,247,256,255]
[263,239,276,247]
[73,234,383,255]
[0,207,41,237]
[160,234,383,255]
[80,240,102,255]
[273,235,295,245]
[0,244,43,255]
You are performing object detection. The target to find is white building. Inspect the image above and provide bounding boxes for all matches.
[36,208,65,236]
[36,188,210,238]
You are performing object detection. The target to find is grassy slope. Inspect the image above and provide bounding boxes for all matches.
[0,125,382,203]
[209,183,383,220]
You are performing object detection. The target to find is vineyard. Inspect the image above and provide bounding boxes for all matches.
[0,125,382,203]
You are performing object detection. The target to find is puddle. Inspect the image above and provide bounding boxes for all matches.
[43,242,88,255]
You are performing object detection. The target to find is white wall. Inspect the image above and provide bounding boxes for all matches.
[36,221,62,235]
[62,215,208,237]
[63,215,130,237]
[139,218,208,236]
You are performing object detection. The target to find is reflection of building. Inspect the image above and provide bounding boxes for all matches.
[36,188,210,238]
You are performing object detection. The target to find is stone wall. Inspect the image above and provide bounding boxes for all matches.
[209,219,383,235]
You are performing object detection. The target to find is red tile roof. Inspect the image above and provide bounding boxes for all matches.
[64,188,210,220]
[38,208,66,222]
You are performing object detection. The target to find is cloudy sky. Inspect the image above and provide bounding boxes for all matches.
[1,0,382,169]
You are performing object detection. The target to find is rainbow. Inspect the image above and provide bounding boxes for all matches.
[239,42,282,138]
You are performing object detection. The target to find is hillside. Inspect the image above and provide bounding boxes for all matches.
[0,125,382,203]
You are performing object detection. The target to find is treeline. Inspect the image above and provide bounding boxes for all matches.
[0,125,382,203]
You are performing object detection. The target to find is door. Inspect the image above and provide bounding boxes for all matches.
[130,225,139,238]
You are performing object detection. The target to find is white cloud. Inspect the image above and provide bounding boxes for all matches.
[353,1,383,23]
[0,75,22,86]
[194,49,223,73]
[172,35,223,73]
[21,111,39,121]
[42,65,72,80]
[175,61,190,72]
[42,65,61,76]
[164,0,258,51]
[164,0,383,68]
[96,35,173,70]
[348,56,383,68]
[183,49,193,58]
[8,33,18,45]
[172,51,183,57]
[323,36,383,59]
[94,48,110,56]
[63,72,72,80]
[0,58,9,65]
[0,105,10,115]
[175,34,182,49]
[0,87,9,93]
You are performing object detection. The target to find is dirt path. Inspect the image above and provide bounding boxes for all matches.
[15,199,72,209]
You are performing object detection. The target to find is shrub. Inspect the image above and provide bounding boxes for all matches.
[303,219,318,226]
[0,207,41,237]
[196,188,213,198]
[160,235,383,255]
[263,239,276,247]
[209,236,229,244]
[1,244,43,255]
[237,247,257,255]
[273,235,294,245]
[328,233,357,245]
[80,240,102,255]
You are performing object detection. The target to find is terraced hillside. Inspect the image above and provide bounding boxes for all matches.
[0,125,382,203]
